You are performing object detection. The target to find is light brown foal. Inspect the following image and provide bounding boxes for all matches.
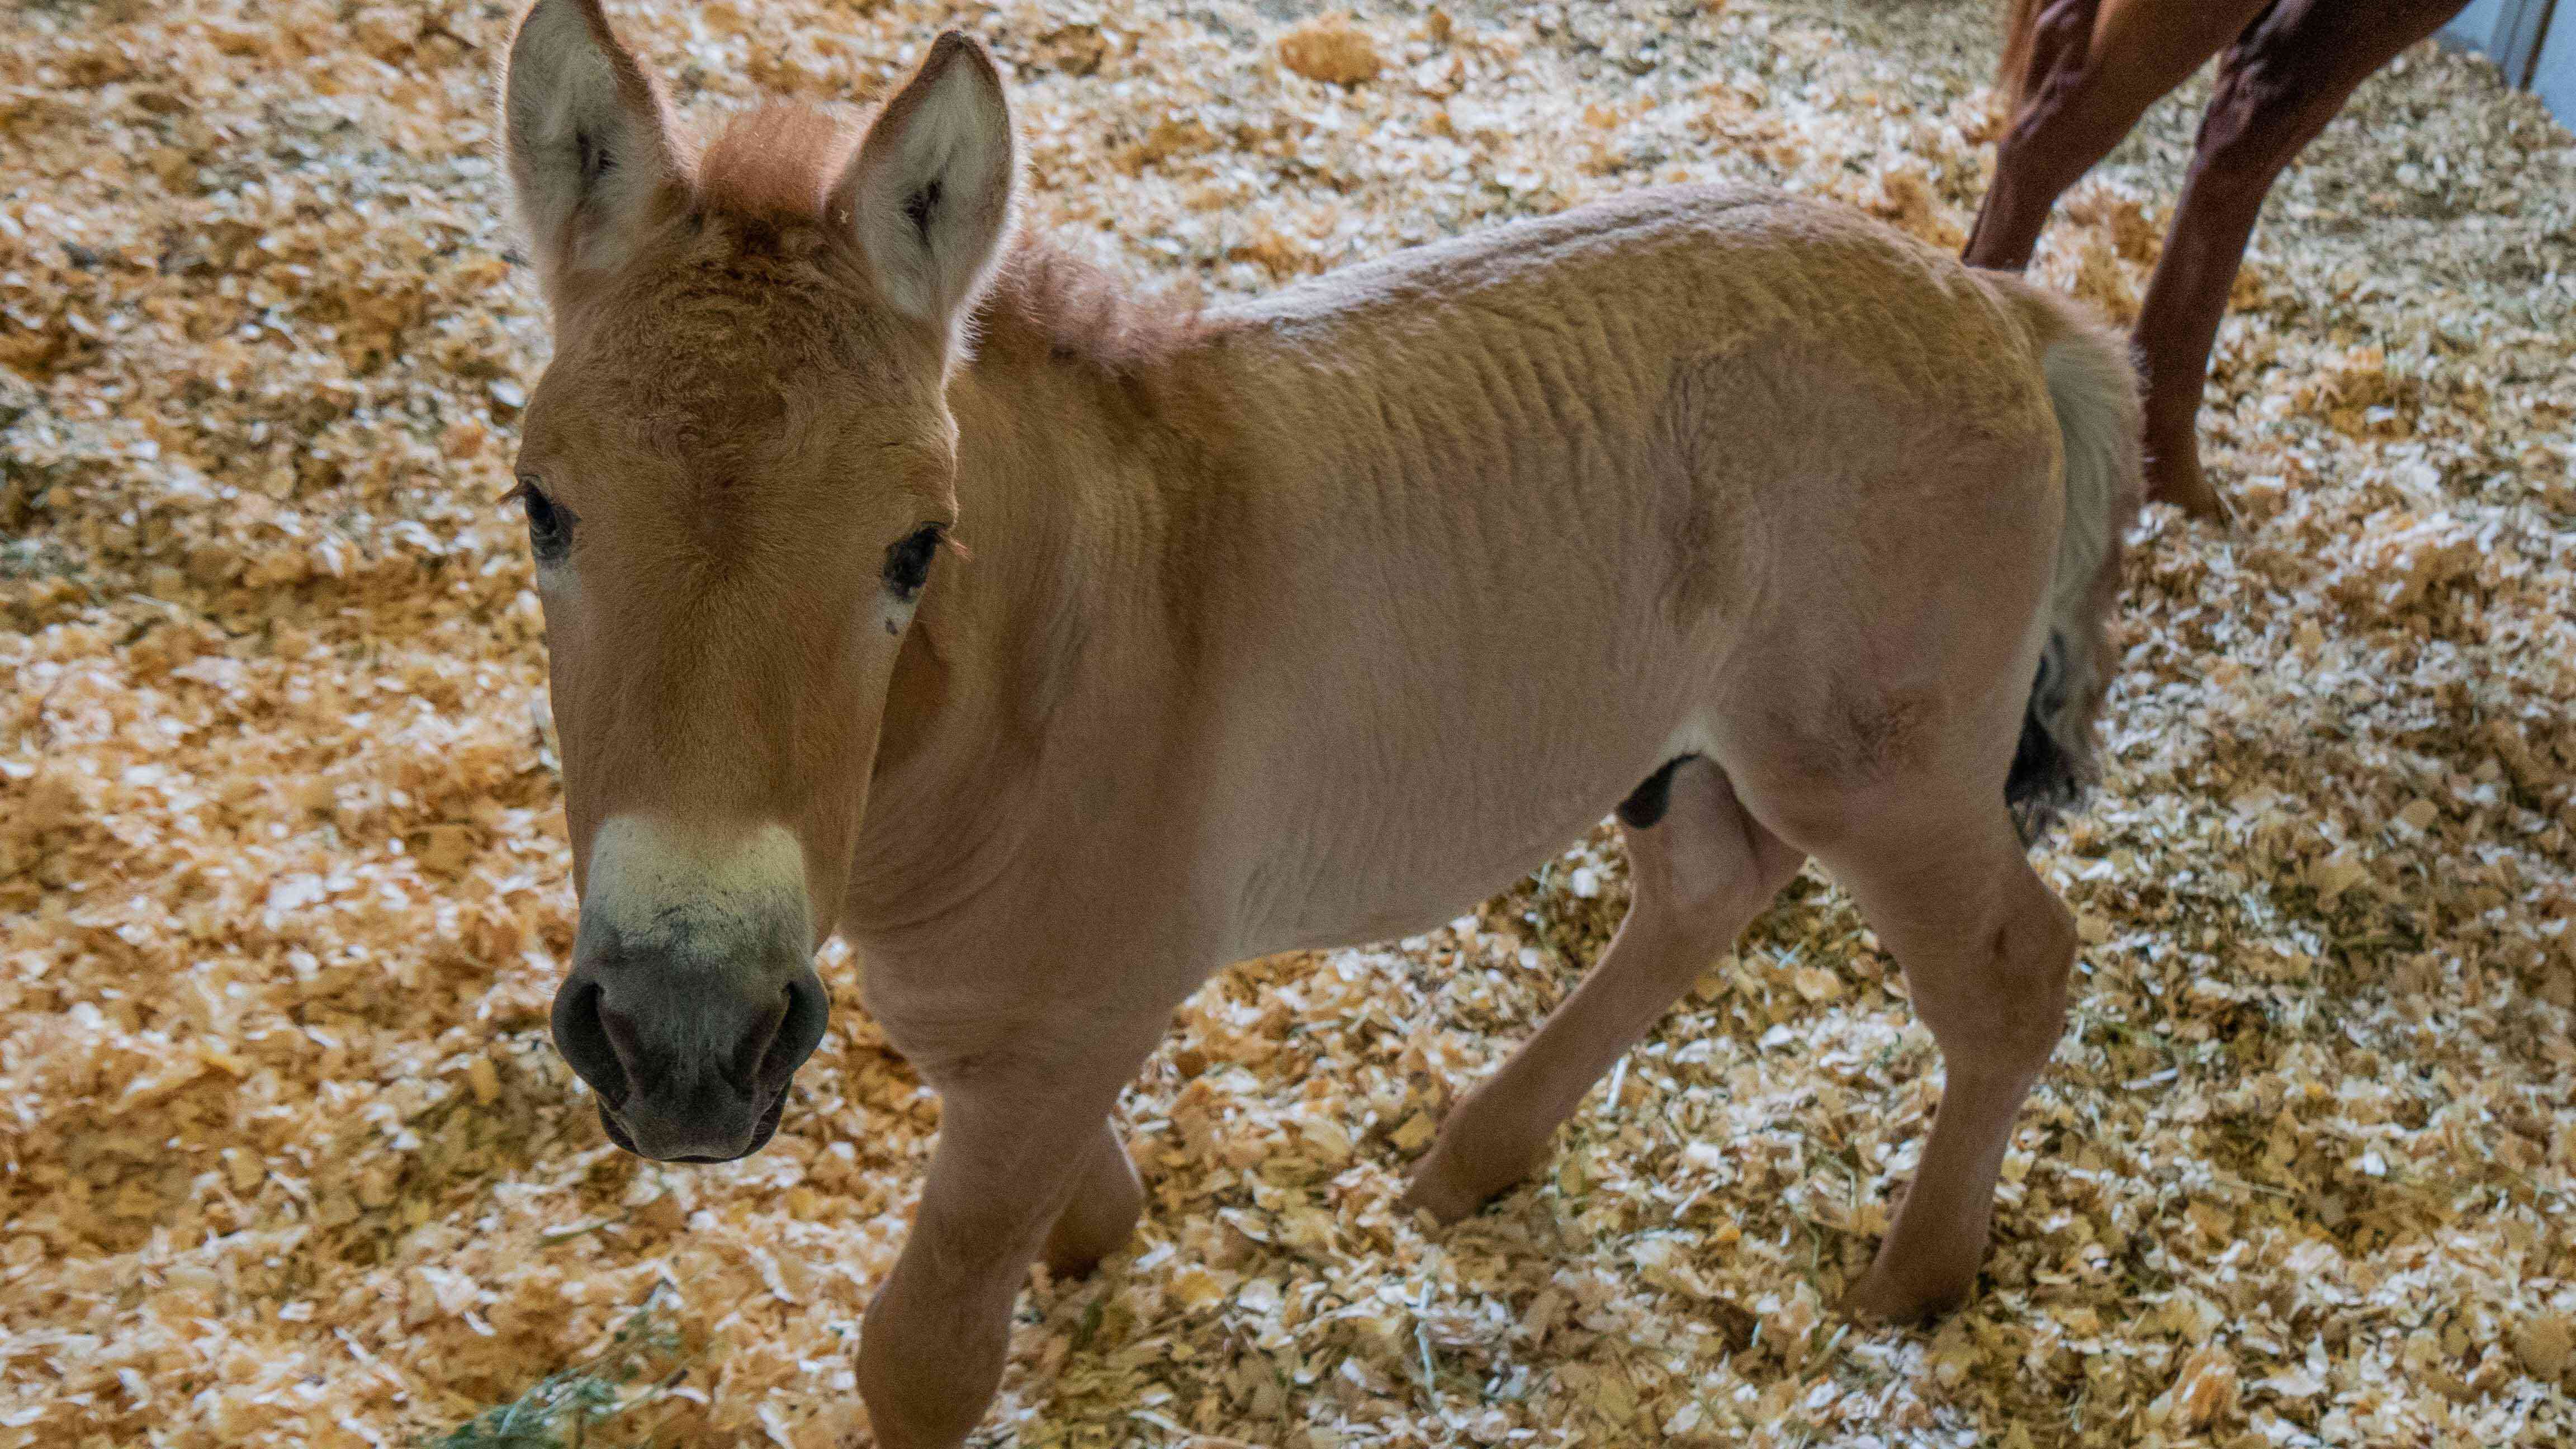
[497,4,2142,1443]
[1966,0,2469,517]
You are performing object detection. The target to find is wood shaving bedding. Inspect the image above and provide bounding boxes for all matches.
[2,0,2571,1445]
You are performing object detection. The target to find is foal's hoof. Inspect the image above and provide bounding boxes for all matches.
[1040,1229,1128,1281]
[1400,1091,1555,1226]
[1400,1137,1536,1226]
[1398,1161,1491,1228]
[1838,1264,1972,1327]
[1039,1178,1143,1280]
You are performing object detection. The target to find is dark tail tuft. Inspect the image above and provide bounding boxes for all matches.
[1985,276,2144,849]
[2005,634,2082,844]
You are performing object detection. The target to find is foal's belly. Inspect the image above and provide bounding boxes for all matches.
[1215,641,1702,960]
[1250,788,1628,956]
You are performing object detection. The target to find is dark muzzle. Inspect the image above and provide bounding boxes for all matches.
[551,955,828,1162]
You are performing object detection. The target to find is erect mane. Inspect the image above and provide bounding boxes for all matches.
[971,243,1213,373]
[693,102,1209,370]
[695,103,858,222]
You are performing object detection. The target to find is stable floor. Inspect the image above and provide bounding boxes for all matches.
[2,1,2572,1445]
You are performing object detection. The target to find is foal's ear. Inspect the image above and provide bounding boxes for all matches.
[501,0,682,300]
[830,32,1017,339]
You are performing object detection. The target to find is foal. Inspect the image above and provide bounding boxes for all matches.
[499,4,2142,1443]
[1965,0,2468,517]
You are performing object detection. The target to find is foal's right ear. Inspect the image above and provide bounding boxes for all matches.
[501,0,682,302]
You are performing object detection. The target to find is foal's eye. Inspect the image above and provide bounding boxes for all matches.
[514,477,574,564]
[883,523,944,600]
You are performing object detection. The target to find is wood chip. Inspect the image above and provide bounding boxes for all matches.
[4,1,2572,1445]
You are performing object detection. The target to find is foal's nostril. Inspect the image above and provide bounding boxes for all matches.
[756,971,830,1092]
[549,978,632,1109]
[726,993,790,1093]
[550,956,826,1163]
[596,1002,650,1092]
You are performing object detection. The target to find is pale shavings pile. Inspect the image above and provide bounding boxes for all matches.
[3,1,2573,1446]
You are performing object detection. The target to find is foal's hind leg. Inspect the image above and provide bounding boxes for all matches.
[1040,1117,1143,1278]
[1404,756,1803,1223]
[1755,785,2077,1323]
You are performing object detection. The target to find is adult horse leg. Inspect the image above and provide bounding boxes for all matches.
[1404,755,1805,1223]
[1735,770,2078,1324]
[855,1018,1162,1449]
[1962,0,2271,271]
[2131,0,2466,515]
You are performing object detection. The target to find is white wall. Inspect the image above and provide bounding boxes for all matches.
[2440,0,2509,54]
[2537,4,2576,123]
[2439,0,2574,127]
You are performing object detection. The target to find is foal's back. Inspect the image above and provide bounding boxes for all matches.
[1184,187,2070,957]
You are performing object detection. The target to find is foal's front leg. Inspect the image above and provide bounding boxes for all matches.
[856,1031,1157,1449]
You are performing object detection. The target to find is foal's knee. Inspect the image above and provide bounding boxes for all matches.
[1907,868,2076,1072]
[1978,881,2079,1067]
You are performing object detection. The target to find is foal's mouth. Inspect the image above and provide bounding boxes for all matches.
[595,1088,789,1164]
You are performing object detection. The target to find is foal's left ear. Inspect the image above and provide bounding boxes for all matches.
[830,32,1017,341]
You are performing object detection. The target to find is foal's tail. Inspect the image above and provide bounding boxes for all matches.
[1990,276,2144,841]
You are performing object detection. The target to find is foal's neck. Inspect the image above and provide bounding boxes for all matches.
[846,245,1228,936]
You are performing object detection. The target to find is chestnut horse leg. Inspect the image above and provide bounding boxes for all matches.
[2132,0,2467,516]
[855,1021,1161,1449]
[1963,0,2273,271]
[1403,756,1804,1223]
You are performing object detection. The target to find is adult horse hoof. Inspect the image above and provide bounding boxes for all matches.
[2144,447,2234,524]
[2165,481,2233,524]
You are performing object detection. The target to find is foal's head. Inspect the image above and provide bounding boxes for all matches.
[500,1,1017,1161]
